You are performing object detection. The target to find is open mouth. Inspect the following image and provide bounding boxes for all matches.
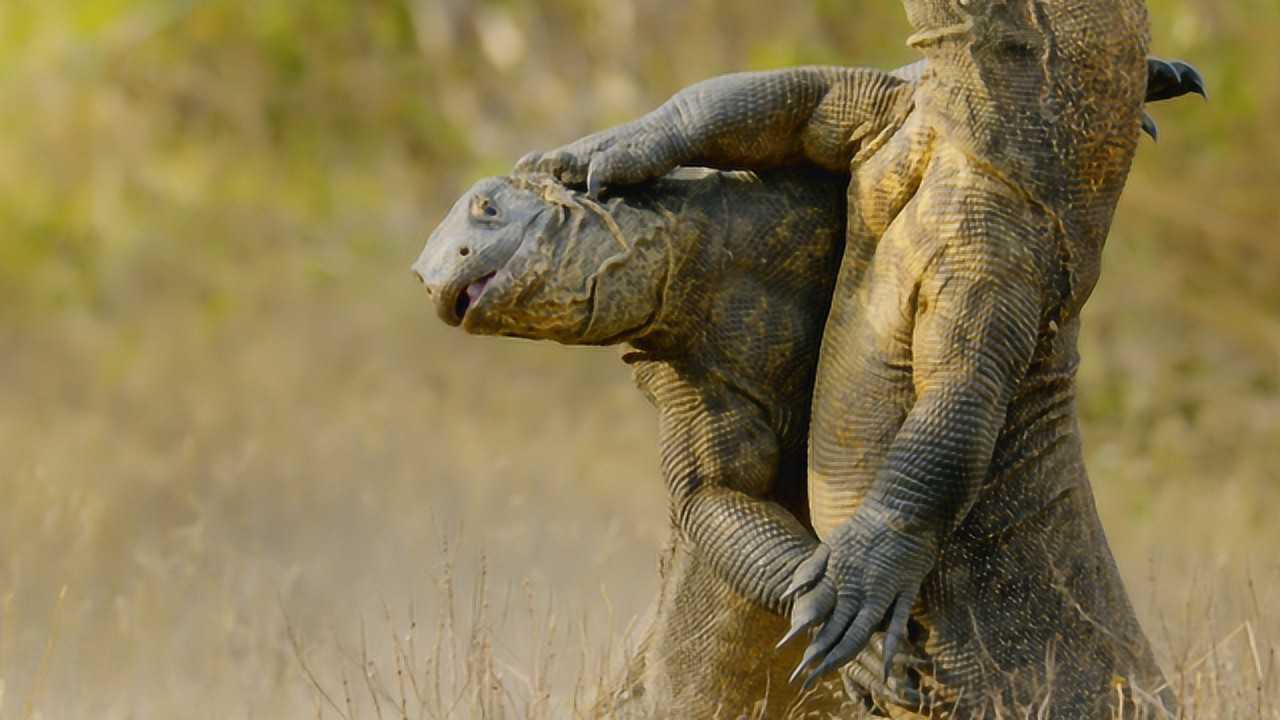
[453,272,497,323]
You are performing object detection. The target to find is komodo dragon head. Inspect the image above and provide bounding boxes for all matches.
[413,173,677,346]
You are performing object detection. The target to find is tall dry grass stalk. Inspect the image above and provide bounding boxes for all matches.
[287,539,644,720]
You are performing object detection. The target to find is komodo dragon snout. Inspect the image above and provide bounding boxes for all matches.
[413,177,551,328]
[415,174,668,346]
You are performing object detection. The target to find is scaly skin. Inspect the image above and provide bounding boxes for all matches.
[515,5,1205,715]
[413,169,918,716]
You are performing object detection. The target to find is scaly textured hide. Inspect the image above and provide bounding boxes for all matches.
[415,169,882,716]
[512,2,1201,715]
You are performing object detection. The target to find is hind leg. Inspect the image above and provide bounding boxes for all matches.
[918,472,1172,717]
[600,532,847,719]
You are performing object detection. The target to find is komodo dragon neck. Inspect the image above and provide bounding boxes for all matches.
[604,172,817,368]
[615,170,846,446]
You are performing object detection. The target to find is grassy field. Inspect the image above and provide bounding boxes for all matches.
[1,1,1277,717]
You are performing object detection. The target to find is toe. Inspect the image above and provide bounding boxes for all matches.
[778,578,835,649]
[783,545,831,602]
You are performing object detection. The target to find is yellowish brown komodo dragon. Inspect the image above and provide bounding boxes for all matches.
[420,167,860,717]
[510,0,1202,714]
[413,43,1203,717]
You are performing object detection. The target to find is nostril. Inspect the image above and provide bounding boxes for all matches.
[410,267,435,296]
[459,247,471,257]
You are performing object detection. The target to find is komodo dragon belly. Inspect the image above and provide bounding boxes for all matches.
[805,70,1170,711]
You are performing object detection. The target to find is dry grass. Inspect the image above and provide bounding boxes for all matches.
[1,1,1277,718]
[282,558,1279,720]
[279,564,665,720]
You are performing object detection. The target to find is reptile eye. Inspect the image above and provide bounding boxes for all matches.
[471,196,502,222]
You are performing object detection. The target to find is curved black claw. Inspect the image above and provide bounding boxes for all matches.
[1141,112,1159,142]
[1178,62,1209,100]
[1146,57,1209,104]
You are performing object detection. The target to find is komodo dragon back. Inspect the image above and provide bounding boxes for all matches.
[418,1,1209,712]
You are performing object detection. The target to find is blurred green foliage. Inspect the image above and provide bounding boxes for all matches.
[0,0,920,321]
[0,0,1275,323]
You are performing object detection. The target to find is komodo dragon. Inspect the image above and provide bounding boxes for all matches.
[514,1,1204,714]
[415,168,864,717]
[408,64,1199,717]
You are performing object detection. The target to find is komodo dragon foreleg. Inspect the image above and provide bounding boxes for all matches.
[652,373,817,614]
[778,164,1053,688]
[518,57,1203,193]
[518,65,915,195]
[639,361,928,710]
[516,51,1205,716]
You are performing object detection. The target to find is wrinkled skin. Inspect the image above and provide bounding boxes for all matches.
[415,169,918,716]
[516,1,1204,714]
[412,68,1200,711]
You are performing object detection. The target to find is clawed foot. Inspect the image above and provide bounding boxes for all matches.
[515,127,615,194]
[1142,57,1208,141]
[777,508,937,693]
[1146,58,1208,104]
[515,119,685,198]
[836,632,934,713]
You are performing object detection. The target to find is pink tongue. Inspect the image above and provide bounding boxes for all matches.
[466,273,495,302]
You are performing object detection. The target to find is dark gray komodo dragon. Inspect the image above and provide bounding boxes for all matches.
[513,0,1206,715]
[417,168,859,717]
[411,62,1201,719]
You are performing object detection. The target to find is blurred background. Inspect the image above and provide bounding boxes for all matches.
[1,1,1276,717]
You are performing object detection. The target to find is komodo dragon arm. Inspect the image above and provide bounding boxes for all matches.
[517,66,912,194]
[781,190,1051,688]
[651,373,818,614]
[517,57,1204,192]
[648,366,926,706]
